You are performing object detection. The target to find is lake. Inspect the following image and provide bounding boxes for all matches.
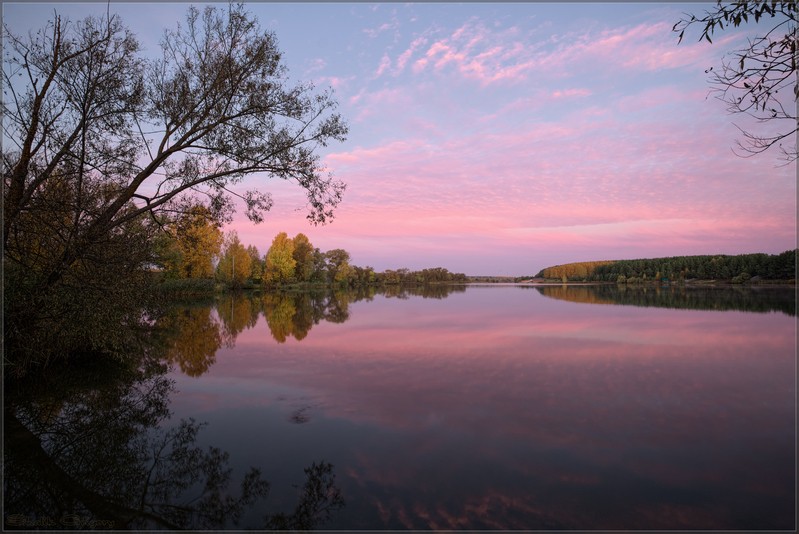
[4,284,796,530]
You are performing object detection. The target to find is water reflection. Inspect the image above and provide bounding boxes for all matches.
[162,305,223,377]
[535,283,796,315]
[3,352,344,529]
[8,284,792,530]
[160,285,469,370]
[161,285,794,529]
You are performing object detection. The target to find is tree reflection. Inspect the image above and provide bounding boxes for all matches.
[324,289,352,324]
[534,284,796,315]
[217,292,260,344]
[4,355,344,530]
[158,285,470,374]
[160,306,223,377]
[261,290,355,343]
[265,462,345,530]
[262,292,300,343]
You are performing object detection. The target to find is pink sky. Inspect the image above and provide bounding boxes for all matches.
[7,3,796,275]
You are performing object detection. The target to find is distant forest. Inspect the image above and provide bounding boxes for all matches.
[535,250,797,283]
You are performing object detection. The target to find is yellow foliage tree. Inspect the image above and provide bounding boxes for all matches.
[216,232,252,287]
[263,232,296,285]
[247,245,263,281]
[292,233,314,282]
[170,206,223,279]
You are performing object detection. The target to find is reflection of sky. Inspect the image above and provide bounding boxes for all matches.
[167,287,795,529]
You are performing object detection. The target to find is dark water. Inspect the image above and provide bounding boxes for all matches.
[4,285,796,530]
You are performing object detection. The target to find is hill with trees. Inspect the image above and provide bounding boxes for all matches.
[534,250,797,283]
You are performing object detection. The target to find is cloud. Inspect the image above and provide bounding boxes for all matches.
[315,75,353,91]
[396,35,429,73]
[411,19,535,85]
[551,88,592,99]
[374,53,391,78]
[363,21,397,39]
[304,57,326,74]
[391,17,731,89]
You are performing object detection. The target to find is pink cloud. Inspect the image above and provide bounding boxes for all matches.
[396,35,428,73]
[527,21,743,78]
[363,21,396,39]
[411,19,535,85]
[398,18,737,88]
[315,75,352,91]
[374,53,391,78]
[551,88,592,99]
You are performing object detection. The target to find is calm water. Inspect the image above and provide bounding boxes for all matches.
[4,285,796,530]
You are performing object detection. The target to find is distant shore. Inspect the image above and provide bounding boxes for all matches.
[467,278,796,288]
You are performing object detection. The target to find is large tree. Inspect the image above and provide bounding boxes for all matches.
[3,3,346,283]
[674,1,797,161]
[3,4,347,370]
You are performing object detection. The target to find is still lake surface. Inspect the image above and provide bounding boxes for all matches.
[5,284,796,530]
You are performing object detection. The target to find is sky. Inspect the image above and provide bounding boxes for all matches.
[3,2,797,275]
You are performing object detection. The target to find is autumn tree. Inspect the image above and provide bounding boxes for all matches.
[216,232,252,288]
[310,248,329,283]
[246,245,263,281]
[674,1,798,161]
[324,248,352,286]
[263,232,296,286]
[292,233,315,282]
[164,205,223,279]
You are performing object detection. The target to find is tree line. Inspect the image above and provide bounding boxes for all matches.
[534,261,616,282]
[154,209,467,290]
[534,250,797,283]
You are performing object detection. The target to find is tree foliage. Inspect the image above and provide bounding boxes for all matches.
[535,261,616,281]
[161,205,223,279]
[674,1,798,161]
[263,231,296,285]
[246,244,263,281]
[536,250,797,282]
[216,232,252,288]
[292,233,315,282]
